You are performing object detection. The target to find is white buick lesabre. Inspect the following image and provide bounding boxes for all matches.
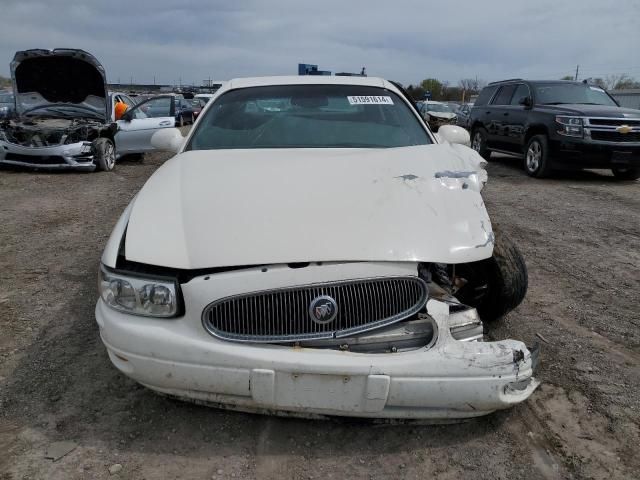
[96,76,539,419]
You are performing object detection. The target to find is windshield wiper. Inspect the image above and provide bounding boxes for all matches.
[543,102,568,105]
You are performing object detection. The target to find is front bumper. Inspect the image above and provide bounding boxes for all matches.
[0,139,96,170]
[549,134,640,169]
[96,264,539,419]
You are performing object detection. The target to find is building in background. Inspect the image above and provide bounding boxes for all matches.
[610,89,640,110]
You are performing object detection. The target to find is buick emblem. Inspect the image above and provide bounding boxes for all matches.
[309,295,338,324]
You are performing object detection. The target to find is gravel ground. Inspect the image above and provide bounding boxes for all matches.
[0,148,638,480]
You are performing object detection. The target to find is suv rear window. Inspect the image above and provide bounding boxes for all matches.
[475,86,498,106]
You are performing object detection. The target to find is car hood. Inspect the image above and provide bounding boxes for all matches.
[428,111,457,120]
[11,49,108,121]
[124,144,494,270]
[536,103,640,118]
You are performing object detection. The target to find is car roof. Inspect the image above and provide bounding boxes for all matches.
[488,79,584,86]
[226,75,388,90]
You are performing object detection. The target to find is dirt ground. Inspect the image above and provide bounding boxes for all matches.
[0,147,638,480]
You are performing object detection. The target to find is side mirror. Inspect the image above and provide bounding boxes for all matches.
[437,125,471,146]
[121,110,133,122]
[151,128,184,153]
[518,96,533,108]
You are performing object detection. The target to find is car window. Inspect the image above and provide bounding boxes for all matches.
[0,94,13,102]
[122,95,135,107]
[130,97,172,119]
[187,84,432,150]
[427,103,453,113]
[510,84,530,105]
[475,86,498,106]
[492,85,517,105]
[533,83,618,106]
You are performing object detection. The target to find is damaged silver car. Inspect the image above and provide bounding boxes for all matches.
[0,49,118,171]
[0,49,177,172]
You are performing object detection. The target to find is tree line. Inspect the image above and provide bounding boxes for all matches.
[406,78,487,102]
[406,73,640,102]
[561,74,640,90]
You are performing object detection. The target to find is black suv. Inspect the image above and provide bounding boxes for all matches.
[469,79,640,180]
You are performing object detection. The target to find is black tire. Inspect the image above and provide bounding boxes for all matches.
[524,134,553,178]
[454,228,528,322]
[93,137,116,171]
[612,166,640,181]
[471,127,491,160]
[190,114,195,124]
[178,115,185,127]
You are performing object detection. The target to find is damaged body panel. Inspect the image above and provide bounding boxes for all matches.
[96,76,538,419]
[0,49,115,171]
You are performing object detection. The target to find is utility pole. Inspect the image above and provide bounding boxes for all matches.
[574,65,579,81]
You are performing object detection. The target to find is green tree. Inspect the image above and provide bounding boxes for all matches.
[420,78,443,100]
[0,75,11,88]
[561,75,574,80]
[406,84,425,101]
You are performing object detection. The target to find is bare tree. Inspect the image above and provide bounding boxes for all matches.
[458,78,486,94]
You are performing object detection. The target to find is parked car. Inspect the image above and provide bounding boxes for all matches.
[194,93,215,103]
[469,79,640,179]
[456,102,473,129]
[189,98,207,119]
[174,97,196,126]
[97,76,538,420]
[0,91,15,119]
[0,49,177,171]
[417,100,458,131]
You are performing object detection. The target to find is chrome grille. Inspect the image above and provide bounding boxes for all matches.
[202,277,428,343]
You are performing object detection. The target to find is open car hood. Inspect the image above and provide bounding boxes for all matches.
[122,144,494,270]
[11,49,108,121]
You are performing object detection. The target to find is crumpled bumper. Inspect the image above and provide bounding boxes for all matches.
[0,139,96,170]
[96,297,539,420]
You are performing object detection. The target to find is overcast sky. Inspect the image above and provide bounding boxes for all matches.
[1,0,639,87]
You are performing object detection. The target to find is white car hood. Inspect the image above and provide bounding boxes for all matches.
[124,144,493,269]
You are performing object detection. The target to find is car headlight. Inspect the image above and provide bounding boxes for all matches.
[556,116,583,137]
[99,265,180,317]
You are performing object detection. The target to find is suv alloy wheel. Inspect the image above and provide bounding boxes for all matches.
[471,128,491,160]
[524,135,552,178]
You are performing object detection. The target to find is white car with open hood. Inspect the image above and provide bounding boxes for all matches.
[0,48,177,171]
[96,76,539,419]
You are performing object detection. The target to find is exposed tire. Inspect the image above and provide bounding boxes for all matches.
[471,127,491,160]
[190,114,195,124]
[611,166,640,181]
[179,115,185,127]
[453,227,528,322]
[524,135,553,178]
[93,137,116,172]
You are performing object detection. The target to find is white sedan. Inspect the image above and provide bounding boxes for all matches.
[96,76,538,419]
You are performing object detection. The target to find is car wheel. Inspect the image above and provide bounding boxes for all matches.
[179,115,184,127]
[471,128,491,160]
[190,114,195,124]
[453,226,528,322]
[93,137,116,172]
[611,166,640,181]
[524,135,552,178]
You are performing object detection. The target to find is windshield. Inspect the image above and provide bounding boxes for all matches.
[426,103,454,113]
[535,83,617,106]
[187,85,431,150]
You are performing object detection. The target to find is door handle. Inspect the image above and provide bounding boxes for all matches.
[159,121,172,126]
[485,111,491,114]
[503,112,509,116]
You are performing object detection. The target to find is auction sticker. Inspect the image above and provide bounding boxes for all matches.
[347,96,394,105]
